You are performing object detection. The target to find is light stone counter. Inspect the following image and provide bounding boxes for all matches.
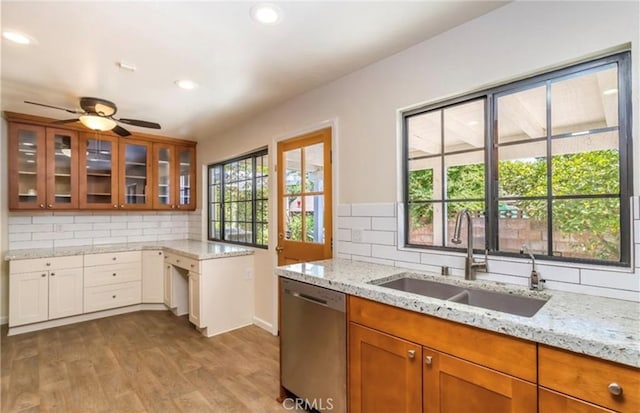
[5,239,254,261]
[275,258,640,368]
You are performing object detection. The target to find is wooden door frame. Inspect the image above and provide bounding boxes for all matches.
[270,119,338,335]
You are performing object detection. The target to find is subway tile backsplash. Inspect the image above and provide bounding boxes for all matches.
[8,210,202,249]
[337,198,640,302]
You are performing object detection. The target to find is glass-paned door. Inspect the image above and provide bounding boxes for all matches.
[120,140,152,209]
[79,134,119,209]
[153,143,174,209]
[9,123,46,209]
[177,146,195,209]
[277,128,332,265]
[46,129,78,209]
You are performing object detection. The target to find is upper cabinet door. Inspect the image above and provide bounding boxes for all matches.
[45,128,79,209]
[9,123,47,210]
[79,133,120,209]
[152,143,176,210]
[119,139,152,209]
[176,145,196,210]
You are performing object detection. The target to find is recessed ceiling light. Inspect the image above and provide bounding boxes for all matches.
[602,88,618,96]
[250,3,283,25]
[2,30,32,45]
[175,79,198,90]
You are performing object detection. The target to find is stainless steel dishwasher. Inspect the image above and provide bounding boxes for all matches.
[280,278,346,413]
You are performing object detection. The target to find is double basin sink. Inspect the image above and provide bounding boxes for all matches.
[372,274,548,317]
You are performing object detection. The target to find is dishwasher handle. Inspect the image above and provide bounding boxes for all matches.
[287,289,329,307]
[281,278,346,312]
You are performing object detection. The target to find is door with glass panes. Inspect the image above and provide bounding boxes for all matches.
[119,139,152,209]
[79,133,120,209]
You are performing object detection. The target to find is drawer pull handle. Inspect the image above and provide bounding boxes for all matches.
[112,295,117,299]
[407,350,415,359]
[112,273,117,276]
[190,264,194,268]
[608,382,623,396]
[41,273,47,278]
[46,262,51,266]
[425,356,432,365]
[176,259,180,263]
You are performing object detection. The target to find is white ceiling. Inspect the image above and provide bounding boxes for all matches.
[1,1,507,140]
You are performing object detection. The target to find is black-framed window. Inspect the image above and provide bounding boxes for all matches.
[404,51,632,266]
[208,148,268,248]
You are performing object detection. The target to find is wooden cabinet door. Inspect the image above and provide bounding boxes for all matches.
[175,145,196,210]
[79,133,120,209]
[9,123,47,210]
[152,143,176,209]
[45,128,79,209]
[9,271,49,326]
[540,388,615,413]
[119,139,152,209]
[141,250,164,303]
[48,268,83,319]
[349,323,422,413]
[423,347,537,413]
[188,272,201,327]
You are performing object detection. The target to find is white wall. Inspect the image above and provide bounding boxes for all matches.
[196,1,640,328]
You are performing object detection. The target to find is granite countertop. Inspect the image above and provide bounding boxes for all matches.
[5,239,254,261]
[275,258,640,368]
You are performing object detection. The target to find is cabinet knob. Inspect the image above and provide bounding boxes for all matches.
[41,273,46,277]
[177,205,181,209]
[158,251,162,256]
[112,295,117,299]
[39,204,45,208]
[46,262,51,266]
[47,204,53,208]
[190,264,194,268]
[112,273,116,277]
[407,350,416,359]
[425,356,433,365]
[112,257,117,261]
[171,205,176,209]
[176,259,180,263]
[113,204,118,208]
[608,382,623,396]
[120,204,124,208]
[50,273,55,276]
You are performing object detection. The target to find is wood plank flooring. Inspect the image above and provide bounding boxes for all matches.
[1,311,288,412]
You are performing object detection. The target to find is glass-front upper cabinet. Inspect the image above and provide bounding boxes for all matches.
[45,128,79,209]
[152,143,175,209]
[79,134,119,209]
[9,123,47,209]
[119,139,152,209]
[177,145,195,210]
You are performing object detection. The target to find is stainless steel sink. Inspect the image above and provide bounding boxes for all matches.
[373,274,548,317]
[447,288,547,317]
[376,277,465,300]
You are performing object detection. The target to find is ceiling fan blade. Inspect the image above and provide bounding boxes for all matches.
[116,118,161,129]
[24,100,84,114]
[52,118,80,125]
[112,125,132,137]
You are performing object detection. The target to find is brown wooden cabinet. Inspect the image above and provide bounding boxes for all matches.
[349,322,422,413]
[119,139,153,209]
[539,345,640,413]
[78,133,120,209]
[540,388,616,413]
[152,143,196,210]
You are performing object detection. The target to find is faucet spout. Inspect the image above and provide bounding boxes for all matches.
[520,244,544,291]
[451,209,487,280]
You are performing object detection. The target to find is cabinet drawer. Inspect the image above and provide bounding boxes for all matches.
[539,345,639,412]
[10,255,83,274]
[349,296,537,382]
[84,262,141,287]
[539,388,616,413]
[84,251,140,267]
[167,254,199,273]
[84,281,141,313]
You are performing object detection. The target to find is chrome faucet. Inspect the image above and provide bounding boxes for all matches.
[520,244,544,291]
[451,209,487,280]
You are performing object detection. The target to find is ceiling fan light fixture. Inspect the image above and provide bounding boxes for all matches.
[79,115,117,131]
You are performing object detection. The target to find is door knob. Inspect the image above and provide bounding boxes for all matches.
[275,246,284,253]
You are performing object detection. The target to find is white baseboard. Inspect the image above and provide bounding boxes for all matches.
[253,315,275,335]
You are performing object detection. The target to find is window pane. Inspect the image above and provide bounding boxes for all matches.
[285,148,302,195]
[407,202,437,246]
[445,202,485,249]
[445,151,484,200]
[305,195,324,243]
[498,141,547,197]
[551,131,619,196]
[552,198,619,261]
[444,100,485,152]
[408,158,441,201]
[497,85,546,143]
[407,110,441,157]
[498,200,548,254]
[305,143,324,192]
[284,195,302,241]
[551,66,618,136]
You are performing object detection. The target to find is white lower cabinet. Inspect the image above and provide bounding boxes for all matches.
[48,268,84,319]
[142,250,164,303]
[84,281,142,313]
[84,251,142,313]
[9,271,49,326]
[188,272,201,327]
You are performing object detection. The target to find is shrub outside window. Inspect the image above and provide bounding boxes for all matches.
[404,52,632,266]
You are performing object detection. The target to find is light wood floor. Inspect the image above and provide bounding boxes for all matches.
[1,311,289,413]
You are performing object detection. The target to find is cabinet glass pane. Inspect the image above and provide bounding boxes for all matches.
[17,130,40,203]
[86,139,113,204]
[179,148,192,206]
[124,144,148,204]
[158,147,171,205]
[53,134,73,204]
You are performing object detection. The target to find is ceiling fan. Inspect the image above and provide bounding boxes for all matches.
[24,97,161,137]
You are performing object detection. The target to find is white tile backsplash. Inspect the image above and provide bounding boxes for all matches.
[337,199,640,302]
[8,211,198,250]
